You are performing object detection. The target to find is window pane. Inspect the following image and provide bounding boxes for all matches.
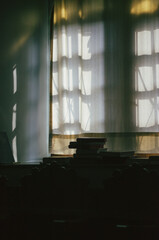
[137,31,152,56]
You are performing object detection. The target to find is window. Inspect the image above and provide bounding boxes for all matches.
[135,23,159,130]
[134,15,159,152]
[49,0,105,155]
[50,0,159,155]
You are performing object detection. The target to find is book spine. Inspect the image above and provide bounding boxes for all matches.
[68,142,77,149]
[77,137,107,143]
[76,149,100,155]
[70,142,105,149]
[73,153,101,159]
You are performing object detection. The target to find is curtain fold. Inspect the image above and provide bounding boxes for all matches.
[50,0,159,155]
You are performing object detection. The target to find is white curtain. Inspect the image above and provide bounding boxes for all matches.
[50,0,159,155]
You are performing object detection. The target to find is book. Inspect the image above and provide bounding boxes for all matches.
[68,141,77,149]
[76,148,107,155]
[76,137,106,143]
[73,153,101,159]
[69,137,107,163]
[99,151,134,158]
[69,138,107,150]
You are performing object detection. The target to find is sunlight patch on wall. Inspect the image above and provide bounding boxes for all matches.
[54,10,57,24]
[12,104,17,132]
[10,33,30,56]
[78,10,82,19]
[12,136,17,162]
[82,0,104,19]
[12,64,18,162]
[61,0,67,20]
[131,0,159,15]
[10,10,40,56]
[13,65,17,94]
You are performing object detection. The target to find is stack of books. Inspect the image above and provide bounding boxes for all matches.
[98,150,135,158]
[98,150,135,163]
[69,137,107,163]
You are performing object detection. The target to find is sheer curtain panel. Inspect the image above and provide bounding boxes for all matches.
[50,0,159,155]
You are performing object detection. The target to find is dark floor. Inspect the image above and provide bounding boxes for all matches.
[1,161,159,240]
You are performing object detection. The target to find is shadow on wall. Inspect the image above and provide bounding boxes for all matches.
[0,132,15,163]
[0,0,49,163]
